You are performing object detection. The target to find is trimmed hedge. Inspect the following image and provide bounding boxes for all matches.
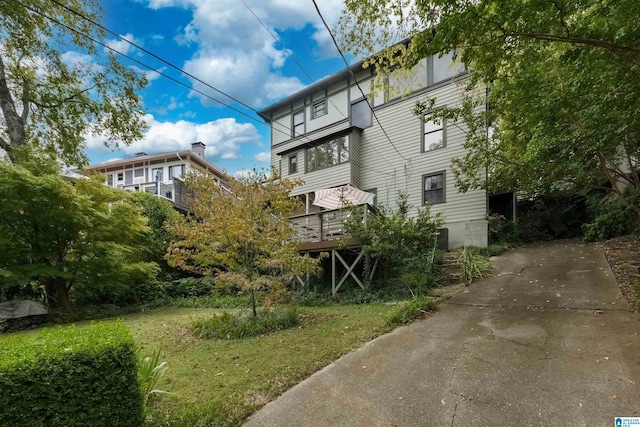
[0,322,143,427]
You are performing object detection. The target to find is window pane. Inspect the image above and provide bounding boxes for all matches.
[293,111,304,125]
[326,141,338,166]
[424,173,445,204]
[306,149,316,172]
[316,143,329,168]
[424,130,444,151]
[134,168,144,178]
[433,52,464,83]
[351,100,372,128]
[338,136,349,163]
[313,101,326,117]
[289,155,297,174]
[423,118,442,133]
[153,168,163,181]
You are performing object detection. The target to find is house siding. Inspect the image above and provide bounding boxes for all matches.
[263,56,488,249]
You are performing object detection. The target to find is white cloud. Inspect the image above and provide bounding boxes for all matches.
[85,114,261,161]
[254,151,271,163]
[105,33,141,56]
[131,65,165,84]
[142,0,344,107]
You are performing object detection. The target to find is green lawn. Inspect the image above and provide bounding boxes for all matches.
[89,305,396,425]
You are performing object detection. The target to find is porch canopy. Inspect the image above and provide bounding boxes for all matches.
[312,185,374,210]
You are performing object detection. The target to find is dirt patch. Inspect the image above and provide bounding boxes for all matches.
[601,235,640,313]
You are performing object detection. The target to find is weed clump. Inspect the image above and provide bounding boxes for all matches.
[191,307,300,339]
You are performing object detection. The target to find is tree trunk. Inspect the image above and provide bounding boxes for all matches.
[0,54,26,162]
[250,289,257,317]
[44,278,72,312]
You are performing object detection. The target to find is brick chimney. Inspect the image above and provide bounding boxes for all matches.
[191,142,206,158]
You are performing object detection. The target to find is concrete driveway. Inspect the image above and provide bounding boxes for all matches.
[245,242,640,426]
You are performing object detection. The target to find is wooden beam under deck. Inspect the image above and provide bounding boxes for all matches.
[297,238,361,252]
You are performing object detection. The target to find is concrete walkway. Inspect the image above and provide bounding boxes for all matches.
[245,242,640,426]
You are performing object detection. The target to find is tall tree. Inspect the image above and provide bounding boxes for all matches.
[339,0,640,211]
[0,164,156,310]
[166,171,319,316]
[0,0,146,166]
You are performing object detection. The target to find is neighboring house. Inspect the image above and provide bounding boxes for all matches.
[83,142,228,210]
[258,53,488,251]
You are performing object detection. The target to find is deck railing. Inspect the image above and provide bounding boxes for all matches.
[289,204,374,243]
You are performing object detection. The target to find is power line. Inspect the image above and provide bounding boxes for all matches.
[15,0,327,150]
[49,0,256,114]
[238,0,347,119]
[311,0,409,162]
[22,0,396,177]
[46,0,351,152]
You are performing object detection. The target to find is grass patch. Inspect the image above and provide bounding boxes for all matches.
[17,305,397,426]
[190,307,299,339]
[385,296,437,328]
[2,301,443,426]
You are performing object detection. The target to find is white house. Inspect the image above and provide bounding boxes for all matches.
[83,142,228,210]
[258,53,488,251]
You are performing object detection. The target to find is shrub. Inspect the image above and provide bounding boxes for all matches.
[385,296,437,328]
[583,190,640,242]
[478,243,513,257]
[517,192,590,242]
[165,276,216,298]
[457,246,492,285]
[0,322,143,427]
[191,307,300,339]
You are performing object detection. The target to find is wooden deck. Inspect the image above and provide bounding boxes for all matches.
[290,205,373,251]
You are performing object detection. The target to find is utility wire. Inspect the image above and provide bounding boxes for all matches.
[17,0,328,149]
[311,0,409,162]
[50,0,255,114]
[27,0,396,176]
[239,0,347,119]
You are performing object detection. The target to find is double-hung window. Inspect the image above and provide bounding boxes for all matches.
[423,114,445,152]
[423,172,445,205]
[292,110,305,136]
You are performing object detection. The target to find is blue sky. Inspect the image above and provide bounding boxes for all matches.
[83,0,348,175]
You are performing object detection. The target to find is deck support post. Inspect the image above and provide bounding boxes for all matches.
[332,249,365,296]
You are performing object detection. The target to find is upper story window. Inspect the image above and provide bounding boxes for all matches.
[292,110,305,136]
[423,172,445,205]
[107,174,114,187]
[169,164,185,179]
[306,136,349,173]
[152,167,163,181]
[312,100,327,119]
[134,168,144,178]
[289,154,298,174]
[422,115,445,152]
[351,99,372,128]
[117,172,124,181]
